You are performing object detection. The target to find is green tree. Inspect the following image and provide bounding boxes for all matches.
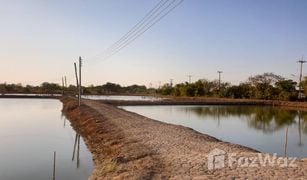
[0,84,6,94]
[201,79,215,96]
[41,82,61,95]
[101,82,122,94]
[275,79,297,100]
[159,84,173,95]
[300,76,307,97]
[194,80,205,96]
[225,85,253,98]
[248,73,283,99]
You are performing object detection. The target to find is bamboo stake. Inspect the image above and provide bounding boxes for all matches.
[72,133,78,161]
[53,151,56,180]
[284,127,289,157]
[77,134,81,168]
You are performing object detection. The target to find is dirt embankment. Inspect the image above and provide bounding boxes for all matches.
[99,97,307,111]
[61,98,161,179]
[61,97,307,179]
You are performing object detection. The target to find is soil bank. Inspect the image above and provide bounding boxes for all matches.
[99,97,307,110]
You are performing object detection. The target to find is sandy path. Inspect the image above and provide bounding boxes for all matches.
[62,98,307,179]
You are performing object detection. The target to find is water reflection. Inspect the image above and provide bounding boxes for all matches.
[61,112,67,128]
[82,95,165,101]
[62,114,83,169]
[123,105,307,158]
[0,99,93,180]
[297,112,307,148]
[72,133,81,168]
[182,106,307,134]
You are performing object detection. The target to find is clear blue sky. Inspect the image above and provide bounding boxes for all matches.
[1,0,307,87]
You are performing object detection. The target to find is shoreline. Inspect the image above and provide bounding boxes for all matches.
[98,97,307,110]
[61,97,306,179]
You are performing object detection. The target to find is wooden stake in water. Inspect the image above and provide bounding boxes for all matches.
[77,134,81,168]
[53,151,56,180]
[63,117,66,127]
[284,127,289,157]
[72,133,78,161]
[298,112,303,146]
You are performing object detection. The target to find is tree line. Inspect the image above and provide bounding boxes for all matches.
[0,82,149,96]
[1,72,307,101]
[157,72,307,101]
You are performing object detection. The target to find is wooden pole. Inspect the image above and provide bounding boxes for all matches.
[53,151,56,180]
[217,71,223,96]
[64,76,67,88]
[284,127,289,157]
[78,56,82,106]
[61,77,64,96]
[72,133,78,161]
[74,63,79,101]
[298,112,302,146]
[77,134,81,168]
[298,57,306,100]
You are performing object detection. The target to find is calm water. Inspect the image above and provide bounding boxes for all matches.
[82,95,163,101]
[122,105,307,158]
[0,99,93,180]
[3,93,62,96]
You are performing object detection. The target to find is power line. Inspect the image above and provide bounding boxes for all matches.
[96,0,179,61]
[100,0,184,62]
[89,0,184,62]
[89,0,179,61]
[89,0,168,60]
[66,0,183,89]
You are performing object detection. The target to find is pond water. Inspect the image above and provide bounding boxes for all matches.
[3,93,62,96]
[82,95,163,101]
[122,105,307,159]
[0,99,93,180]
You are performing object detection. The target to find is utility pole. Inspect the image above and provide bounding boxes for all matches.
[62,76,64,96]
[217,71,223,93]
[170,79,173,87]
[297,56,306,100]
[64,76,67,88]
[78,56,82,106]
[187,75,192,84]
[74,62,79,102]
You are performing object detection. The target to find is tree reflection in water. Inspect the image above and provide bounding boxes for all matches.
[178,106,307,135]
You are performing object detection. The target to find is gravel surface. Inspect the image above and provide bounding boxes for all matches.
[62,98,307,179]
